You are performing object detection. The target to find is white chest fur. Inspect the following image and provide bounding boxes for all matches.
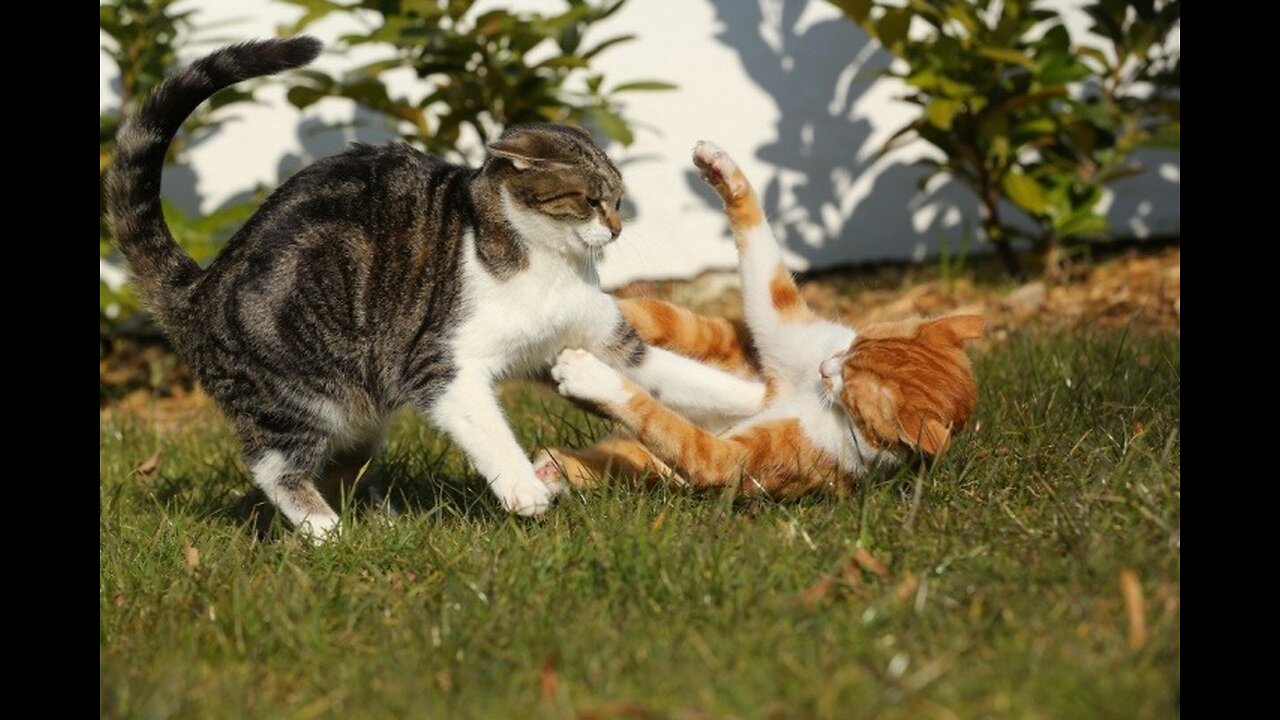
[450,230,609,379]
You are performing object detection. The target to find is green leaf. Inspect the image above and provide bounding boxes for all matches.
[830,0,873,23]
[584,107,633,146]
[581,34,637,60]
[286,86,327,110]
[1002,172,1052,215]
[936,76,977,98]
[977,47,1034,67]
[925,98,963,130]
[537,56,589,70]
[1055,211,1108,238]
[876,8,911,55]
[1014,117,1057,137]
[1145,122,1180,148]
[905,69,938,91]
[610,80,677,93]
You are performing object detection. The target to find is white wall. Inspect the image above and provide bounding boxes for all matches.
[100,0,1179,288]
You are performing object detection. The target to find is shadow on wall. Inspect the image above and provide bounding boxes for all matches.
[161,107,398,218]
[700,0,970,268]
[702,0,1179,268]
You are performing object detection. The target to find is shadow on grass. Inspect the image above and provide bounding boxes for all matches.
[145,449,504,542]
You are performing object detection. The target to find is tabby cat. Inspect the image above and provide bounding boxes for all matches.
[536,142,983,496]
[107,39,763,538]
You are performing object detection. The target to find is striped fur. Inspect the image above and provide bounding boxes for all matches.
[107,38,323,318]
[104,38,715,539]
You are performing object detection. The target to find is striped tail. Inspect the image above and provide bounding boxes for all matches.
[105,37,322,319]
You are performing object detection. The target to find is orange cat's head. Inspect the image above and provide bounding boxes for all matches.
[821,315,984,456]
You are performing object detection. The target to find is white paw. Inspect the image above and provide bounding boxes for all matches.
[296,513,341,544]
[496,476,555,516]
[551,349,629,405]
[691,140,746,198]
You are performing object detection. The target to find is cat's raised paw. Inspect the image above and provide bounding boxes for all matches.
[692,141,749,201]
[552,348,629,405]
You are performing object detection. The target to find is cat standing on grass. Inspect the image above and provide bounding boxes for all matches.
[537,142,984,495]
[107,38,763,539]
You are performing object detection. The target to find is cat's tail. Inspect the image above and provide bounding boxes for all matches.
[105,37,322,318]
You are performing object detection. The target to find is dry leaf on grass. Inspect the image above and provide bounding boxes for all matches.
[540,655,560,703]
[893,572,920,604]
[134,451,163,480]
[182,542,200,573]
[1119,568,1147,651]
[800,547,892,608]
[799,576,837,609]
[851,547,891,580]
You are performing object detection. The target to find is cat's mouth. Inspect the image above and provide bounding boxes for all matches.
[574,228,617,249]
[819,356,844,400]
[821,375,841,400]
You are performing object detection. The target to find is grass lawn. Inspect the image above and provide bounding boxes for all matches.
[100,327,1180,719]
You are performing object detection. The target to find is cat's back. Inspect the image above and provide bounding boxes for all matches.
[176,142,478,374]
[220,142,470,259]
[186,142,476,305]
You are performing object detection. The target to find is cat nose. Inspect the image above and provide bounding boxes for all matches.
[819,357,842,378]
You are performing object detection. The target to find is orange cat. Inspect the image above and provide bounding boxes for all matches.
[534,142,983,497]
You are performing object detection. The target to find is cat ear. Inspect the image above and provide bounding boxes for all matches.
[924,314,985,344]
[898,413,953,455]
[488,131,573,171]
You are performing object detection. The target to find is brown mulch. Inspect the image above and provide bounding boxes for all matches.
[622,248,1180,338]
[101,248,1179,427]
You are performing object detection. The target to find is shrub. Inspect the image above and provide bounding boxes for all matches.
[278,0,673,158]
[100,0,263,340]
[101,0,671,348]
[829,0,1180,277]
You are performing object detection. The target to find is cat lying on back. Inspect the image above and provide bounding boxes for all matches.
[535,142,983,496]
[107,39,764,538]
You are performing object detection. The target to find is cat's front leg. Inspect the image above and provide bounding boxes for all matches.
[552,348,635,407]
[583,297,766,423]
[426,370,559,515]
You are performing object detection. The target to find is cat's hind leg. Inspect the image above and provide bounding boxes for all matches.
[692,141,852,381]
[245,442,339,541]
[693,141,814,332]
[533,436,675,491]
[314,428,386,515]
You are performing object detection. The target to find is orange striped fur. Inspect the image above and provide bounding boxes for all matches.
[538,142,983,499]
[841,316,982,455]
[618,297,759,376]
[768,263,814,323]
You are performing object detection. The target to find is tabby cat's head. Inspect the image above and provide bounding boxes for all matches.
[821,315,984,456]
[485,123,625,250]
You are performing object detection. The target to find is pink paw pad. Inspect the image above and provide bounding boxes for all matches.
[691,141,745,198]
[534,460,558,482]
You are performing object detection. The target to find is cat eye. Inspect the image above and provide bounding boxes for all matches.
[538,191,579,204]
[614,198,622,211]
[586,196,602,207]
